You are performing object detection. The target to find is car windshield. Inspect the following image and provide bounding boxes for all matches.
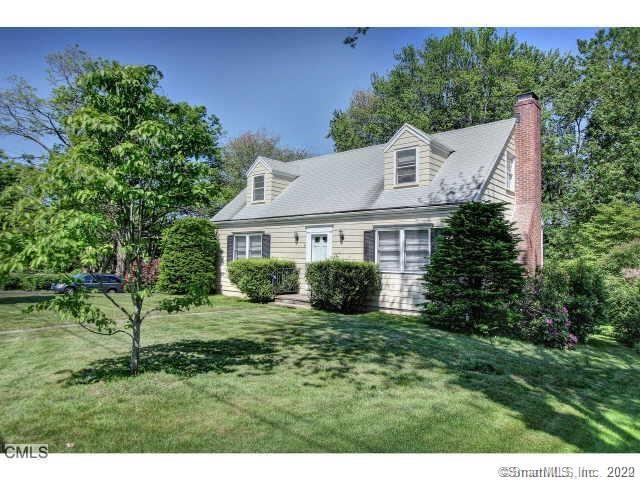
[73,274,91,282]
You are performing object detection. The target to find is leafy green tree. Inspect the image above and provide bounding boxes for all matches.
[157,218,219,294]
[23,62,224,375]
[329,28,559,152]
[575,201,640,262]
[222,130,309,194]
[423,202,524,335]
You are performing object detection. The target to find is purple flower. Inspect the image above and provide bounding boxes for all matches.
[546,318,553,325]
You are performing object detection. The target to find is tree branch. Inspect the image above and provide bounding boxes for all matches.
[79,322,133,339]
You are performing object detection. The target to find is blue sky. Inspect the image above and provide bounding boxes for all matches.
[0,27,599,157]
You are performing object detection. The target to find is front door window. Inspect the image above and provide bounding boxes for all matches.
[311,234,328,262]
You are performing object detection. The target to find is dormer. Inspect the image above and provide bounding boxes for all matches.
[245,156,299,205]
[383,123,453,190]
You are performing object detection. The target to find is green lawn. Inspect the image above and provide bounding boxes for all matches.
[1,291,638,452]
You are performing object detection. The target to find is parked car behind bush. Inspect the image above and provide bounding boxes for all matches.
[305,259,380,313]
[157,218,219,294]
[607,278,640,347]
[228,258,298,303]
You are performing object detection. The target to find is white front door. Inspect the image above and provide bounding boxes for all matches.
[310,234,328,261]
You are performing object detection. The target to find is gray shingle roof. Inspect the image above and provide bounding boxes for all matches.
[213,118,516,222]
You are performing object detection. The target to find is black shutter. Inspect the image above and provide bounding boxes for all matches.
[262,234,271,258]
[363,230,375,262]
[226,235,234,264]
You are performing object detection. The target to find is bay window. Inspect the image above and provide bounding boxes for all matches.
[375,227,438,273]
[233,233,263,259]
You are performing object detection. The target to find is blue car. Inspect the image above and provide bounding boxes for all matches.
[51,273,124,294]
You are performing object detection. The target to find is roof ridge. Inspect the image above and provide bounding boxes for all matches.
[433,117,515,136]
[287,143,384,164]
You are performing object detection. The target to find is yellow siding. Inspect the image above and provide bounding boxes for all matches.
[383,128,448,191]
[271,174,292,199]
[217,209,455,313]
[480,132,516,219]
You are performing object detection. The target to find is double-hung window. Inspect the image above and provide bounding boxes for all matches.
[395,148,417,185]
[506,153,516,191]
[233,233,263,259]
[376,227,440,273]
[253,175,265,202]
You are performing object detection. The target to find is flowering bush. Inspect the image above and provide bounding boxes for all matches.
[124,259,160,288]
[517,270,578,349]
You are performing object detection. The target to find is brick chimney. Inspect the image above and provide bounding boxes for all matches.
[513,92,543,272]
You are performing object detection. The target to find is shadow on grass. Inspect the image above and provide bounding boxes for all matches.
[64,306,640,451]
[0,294,52,306]
[253,311,640,452]
[66,338,280,385]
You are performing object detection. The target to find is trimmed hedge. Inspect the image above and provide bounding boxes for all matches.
[305,259,380,313]
[157,218,219,294]
[0,272,67,291]
[228,258,298,303]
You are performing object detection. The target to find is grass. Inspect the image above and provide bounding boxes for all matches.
[0,291,639,452]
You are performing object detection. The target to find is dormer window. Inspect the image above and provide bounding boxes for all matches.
[506,153,516,192]
[253,175,265,202]
[395,148,417,185]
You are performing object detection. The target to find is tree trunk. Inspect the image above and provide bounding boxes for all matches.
[115,238,126,277]
[130,320,141,376]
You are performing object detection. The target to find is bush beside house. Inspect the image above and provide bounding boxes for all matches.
[422,202,525,336]
[157,218,219,294]
[306,259,380,313]
[228,258,298,303]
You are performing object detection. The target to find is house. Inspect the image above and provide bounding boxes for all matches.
[213,93,542,313]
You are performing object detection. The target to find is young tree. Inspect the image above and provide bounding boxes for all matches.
[423,202,524,336]
[25,62,225,375]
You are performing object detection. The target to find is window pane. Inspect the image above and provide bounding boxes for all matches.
[253,175,265,201]
[430,228,443,256]
[249,234,262,258]
[404,229,429,271]
[396,149,416,184]
[234,235,247,259]
[377,230,401,271]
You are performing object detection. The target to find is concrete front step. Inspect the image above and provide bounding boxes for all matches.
[273,293,311,309]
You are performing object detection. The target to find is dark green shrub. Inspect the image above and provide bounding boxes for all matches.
[1,272,67,290]
[563,259,608,342]
[423,202,525,336]
[305,259,380,313]
[228,258,298,303]
[157,218,219,294]
[607,278,640,347]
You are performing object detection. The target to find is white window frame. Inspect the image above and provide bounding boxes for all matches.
[233,233,263,260]
[394,147,419,186]
[305,226,333,263]
[506,152,516,192]
[252,175,265,202]
[374,227,432,273]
